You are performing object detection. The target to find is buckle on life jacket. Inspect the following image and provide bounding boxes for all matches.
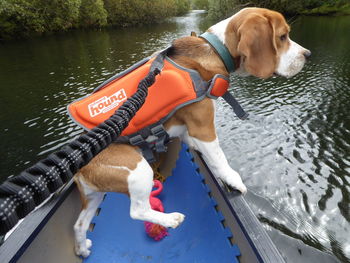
[206,74,249,120]
[128,124,169,163]
[129,135,156,163]
[206,74,230,99]
[150,125,169,153]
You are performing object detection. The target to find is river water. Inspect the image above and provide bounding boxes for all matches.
[0,10,349,262]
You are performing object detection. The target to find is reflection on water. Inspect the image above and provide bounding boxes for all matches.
[0,10,349,262]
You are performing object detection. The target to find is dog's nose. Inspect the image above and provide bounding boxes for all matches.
[303,49,311,59]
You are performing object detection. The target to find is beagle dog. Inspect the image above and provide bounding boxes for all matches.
[74,7,310,257]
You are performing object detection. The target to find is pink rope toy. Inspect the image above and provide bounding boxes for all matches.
[144,180,169,241]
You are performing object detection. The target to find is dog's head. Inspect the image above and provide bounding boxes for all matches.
[209,8,311,78]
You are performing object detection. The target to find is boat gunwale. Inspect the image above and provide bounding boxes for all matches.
[0,181,76,263]
[192,149,285,263]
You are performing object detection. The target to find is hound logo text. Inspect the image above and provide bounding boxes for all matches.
[88,89,127,117]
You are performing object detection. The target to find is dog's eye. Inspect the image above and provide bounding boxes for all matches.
[280,34,287,41]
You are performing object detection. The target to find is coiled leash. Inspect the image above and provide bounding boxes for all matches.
[0,49,167,236]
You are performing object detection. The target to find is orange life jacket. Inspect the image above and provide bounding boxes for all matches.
[68,35,249,162]
[68,56,229,137]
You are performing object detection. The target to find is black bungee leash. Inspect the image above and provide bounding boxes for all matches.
[0,49,167,236]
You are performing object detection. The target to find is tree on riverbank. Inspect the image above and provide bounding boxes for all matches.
[205,0,350,19]
[191,0,209,10]
[79,0,107,27]
[0,0,190,40]
[103,0,189,27]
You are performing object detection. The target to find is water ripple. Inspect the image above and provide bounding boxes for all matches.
[216,18,350,259]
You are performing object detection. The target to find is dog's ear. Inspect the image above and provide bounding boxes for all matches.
[237,14,277,78]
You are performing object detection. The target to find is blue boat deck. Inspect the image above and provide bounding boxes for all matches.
[83,144,241,263]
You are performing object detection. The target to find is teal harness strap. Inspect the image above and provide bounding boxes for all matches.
[200,32,235,73]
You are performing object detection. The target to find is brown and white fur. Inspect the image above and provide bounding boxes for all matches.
[74,8,311,257]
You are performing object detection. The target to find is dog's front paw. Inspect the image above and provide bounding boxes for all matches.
[223,169,247,194]
[86,239,92,250]
[75,239,92,258]
[166,212,185,229]
[75,247,91,258]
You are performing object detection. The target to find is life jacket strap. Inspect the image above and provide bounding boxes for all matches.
[205,74,248,120]
[130,135,156,163]
[206,74,230,99]
[222,91,249,120]
[129,124,170,163]
[151,125,169,153]
[150,47,169,72]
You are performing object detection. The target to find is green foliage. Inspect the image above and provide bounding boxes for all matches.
[103,0,190,26]
[0,0,81,39]
[0,0,190,40]
[208,0,303,17]
[79,0,107,27]
[208,0,237,20]
[0,0,45,39]
[176,0,191,15]
[303,2,350,15]
[41,0,81,31]
[207,0,350,18]
[191,0,209,10]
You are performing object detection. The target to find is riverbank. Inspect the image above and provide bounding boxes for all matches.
[302,3,350,16]
[206,0,350,20]
[0,0,190,40]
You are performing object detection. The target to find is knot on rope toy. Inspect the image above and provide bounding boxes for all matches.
[144,180,169,241]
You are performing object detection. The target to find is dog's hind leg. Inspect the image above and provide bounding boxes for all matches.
[74,175,105,258]
[128,157,185,228]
